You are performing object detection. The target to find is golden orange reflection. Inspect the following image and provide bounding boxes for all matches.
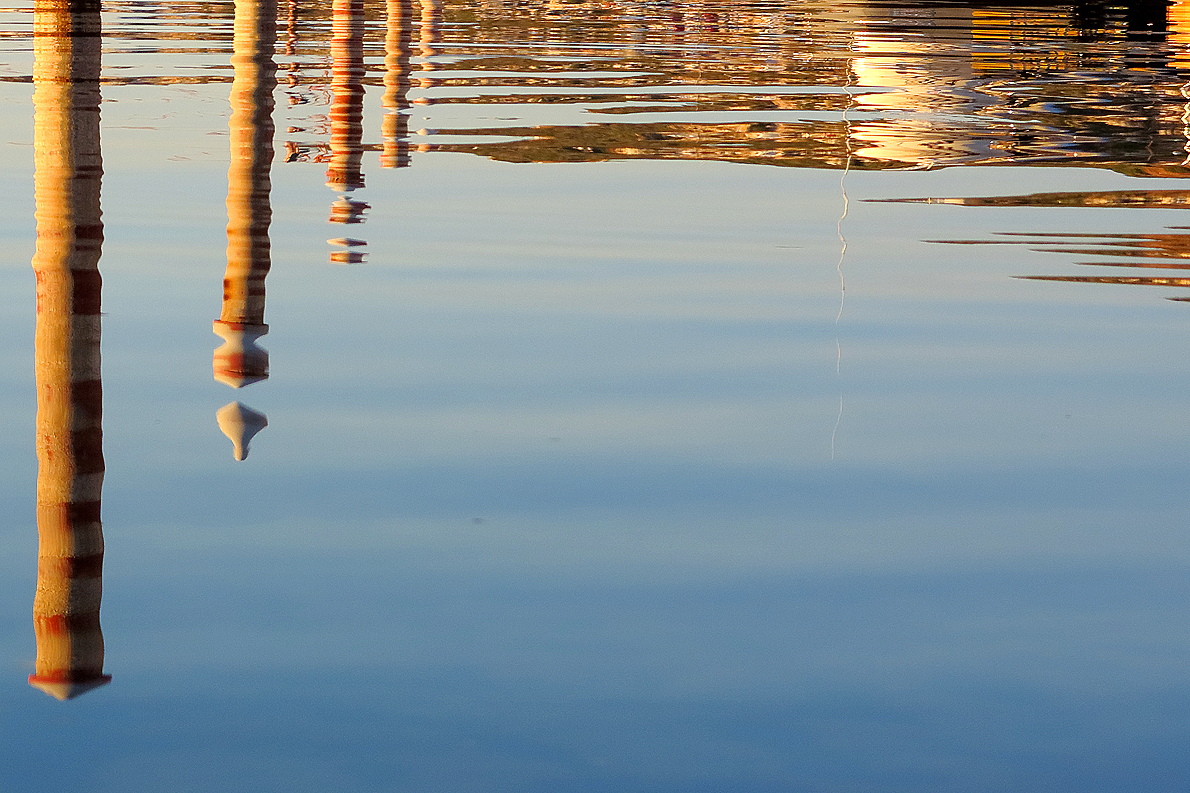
[29,0,110,700]
[238,1,1190,174]
[38,1,1190,175]
[1169,0,1190,68]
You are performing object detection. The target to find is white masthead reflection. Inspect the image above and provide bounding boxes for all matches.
[214,0,278,459]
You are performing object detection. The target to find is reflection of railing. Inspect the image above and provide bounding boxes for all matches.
[1015,227,1190,296]
[29,0,110,701]
[908,189,1190,302]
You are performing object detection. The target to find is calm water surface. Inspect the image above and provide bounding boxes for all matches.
[2,1,1190,790]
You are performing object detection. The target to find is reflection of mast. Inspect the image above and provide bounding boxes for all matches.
[381,0,413,169]
[215,0,277,459]
[327,0,369,263]
[29,0,110,701]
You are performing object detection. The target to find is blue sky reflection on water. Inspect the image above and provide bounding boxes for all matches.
[3,0,1190,790]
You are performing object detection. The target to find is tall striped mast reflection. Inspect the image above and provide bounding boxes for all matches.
[327,0,369,263]
[381,0,413,169]
[29,0,110,700]
[214,0,277,460]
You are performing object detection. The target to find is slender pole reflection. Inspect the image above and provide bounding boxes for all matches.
[381,0,413,169]
[413,0,441,153]
[286,0,297,60]
[215,0,277,460]
[327,0,369,263]
[282,0,316,164]
[416,0,440,93]
[29,0,109,700]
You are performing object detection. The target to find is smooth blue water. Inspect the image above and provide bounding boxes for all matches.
[2,1,1190,790]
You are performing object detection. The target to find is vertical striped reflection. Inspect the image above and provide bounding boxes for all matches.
[214,0,276,461]
[381,0,413,169]
[29,0,110,701]
[327,0,369,264]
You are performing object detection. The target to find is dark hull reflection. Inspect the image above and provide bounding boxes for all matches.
[29,0,109,701]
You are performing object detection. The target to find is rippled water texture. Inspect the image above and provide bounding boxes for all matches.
[2,1,1190,791]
